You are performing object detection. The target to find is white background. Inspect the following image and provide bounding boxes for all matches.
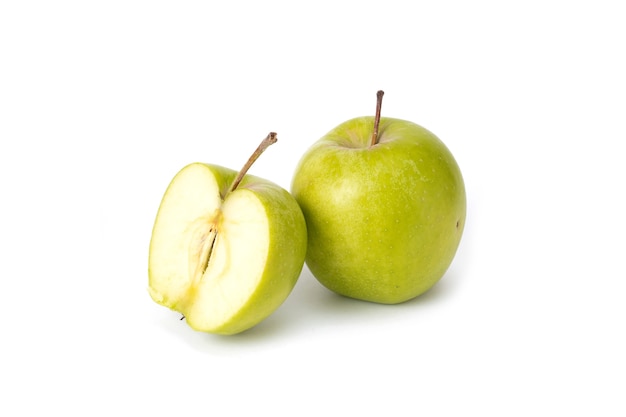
[1,1,625,415]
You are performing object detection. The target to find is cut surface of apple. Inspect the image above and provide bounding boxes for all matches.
[149,162,306,335]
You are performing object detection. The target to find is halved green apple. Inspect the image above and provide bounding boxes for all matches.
[148,134,307,335]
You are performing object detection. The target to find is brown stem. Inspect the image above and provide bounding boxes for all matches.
[370,90,385,147]
[228,132,277,194]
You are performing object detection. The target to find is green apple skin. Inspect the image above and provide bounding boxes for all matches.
[291,117,466,304]
[149,163,307,335]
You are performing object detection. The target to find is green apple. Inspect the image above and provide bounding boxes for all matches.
[149,133,307,335]
[291,91,466,304]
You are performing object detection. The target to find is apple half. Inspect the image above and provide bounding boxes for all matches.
[149,137,307,335]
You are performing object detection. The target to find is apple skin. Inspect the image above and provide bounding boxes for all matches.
[149,163,307,335]
[291,116,466,304]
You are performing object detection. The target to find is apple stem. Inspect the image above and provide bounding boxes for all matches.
[370,90,385,147]
[227,132,277,194]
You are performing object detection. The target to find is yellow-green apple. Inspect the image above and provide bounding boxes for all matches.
[149,133,307,335]
[291,92,466,304]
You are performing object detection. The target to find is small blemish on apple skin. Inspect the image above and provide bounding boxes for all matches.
[456,220,460,229]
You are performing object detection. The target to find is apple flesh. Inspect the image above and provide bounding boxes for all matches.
[149,162,307,335]
[291,116,466,304]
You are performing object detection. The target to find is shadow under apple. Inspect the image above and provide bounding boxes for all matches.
[241,264,463,339]
[158,264,462,351]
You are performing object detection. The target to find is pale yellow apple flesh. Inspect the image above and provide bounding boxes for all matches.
[149,163,306,335]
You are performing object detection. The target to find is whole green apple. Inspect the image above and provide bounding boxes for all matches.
[291,92,466,304]
[149,133,307,335]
